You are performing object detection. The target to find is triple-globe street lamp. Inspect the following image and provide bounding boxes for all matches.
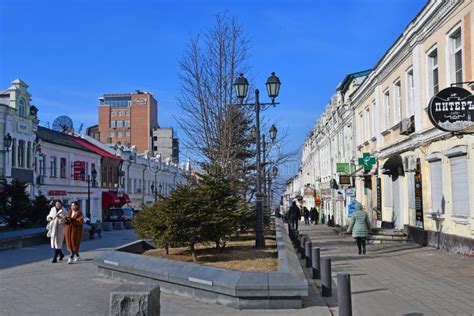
[234,72,281,248]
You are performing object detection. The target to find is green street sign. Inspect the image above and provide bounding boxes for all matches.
[336,163,349,173]
[358,152,376,172]
[336,163,356,173]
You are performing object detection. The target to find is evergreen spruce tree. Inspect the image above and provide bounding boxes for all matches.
[5,181,31,230]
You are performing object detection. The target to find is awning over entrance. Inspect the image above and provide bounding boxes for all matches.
[102,191,121,209]
[119,193,132,205]
[382,154,404,178]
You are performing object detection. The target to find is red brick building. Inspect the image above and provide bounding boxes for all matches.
[97,90,158,153]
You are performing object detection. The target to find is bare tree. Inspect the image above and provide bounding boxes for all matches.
[176,13,254,179]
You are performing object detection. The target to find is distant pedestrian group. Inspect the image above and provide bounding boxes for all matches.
[288,195,320,229]
[46,200,84,264]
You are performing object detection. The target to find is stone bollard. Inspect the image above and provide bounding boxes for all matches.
[321,257,332,297]
[102,222,113,231]
[296,233,301,251]
[300,236,307,259]
[305,241,312,268]
[113,221,125,230]
[312,247,321,279]
[337,273,352,316]
[110,284,160,316]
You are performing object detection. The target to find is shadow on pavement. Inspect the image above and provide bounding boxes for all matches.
[0,229,137,270]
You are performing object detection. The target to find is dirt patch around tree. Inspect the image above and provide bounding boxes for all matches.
[143,232,278,272]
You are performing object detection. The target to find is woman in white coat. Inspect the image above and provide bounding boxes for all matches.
[46,200,66,263]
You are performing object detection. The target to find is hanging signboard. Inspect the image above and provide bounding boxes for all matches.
[427,86,474,132]
[339,175,351,185]
[376,177,382,228]
[414,172,424,228]
[358,152,376,172]
[73,161,86,180]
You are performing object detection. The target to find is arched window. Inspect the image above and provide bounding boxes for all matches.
[18,99,26,116]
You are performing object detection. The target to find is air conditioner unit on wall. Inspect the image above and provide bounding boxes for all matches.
[403,156,417,172]
[400,116,415,135]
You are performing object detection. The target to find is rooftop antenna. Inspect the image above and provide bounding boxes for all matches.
[78,123,84,134]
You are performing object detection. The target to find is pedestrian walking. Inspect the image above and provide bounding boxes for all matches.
[46,200,66,263]
[309,207,316,225]
[347,201,371,255]
[290,197,301,230]
[303,207,310,225]
[64,201,84,264]
[315,208,319,225]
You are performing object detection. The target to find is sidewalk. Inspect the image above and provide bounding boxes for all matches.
[0,228,330,316]
[298,223,474,316]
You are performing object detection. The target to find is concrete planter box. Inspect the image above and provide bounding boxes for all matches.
[95,219,308,309]
[102,222,113,231]
[113,222,124,230]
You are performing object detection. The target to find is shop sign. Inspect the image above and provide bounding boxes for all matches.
[73,161,86,180]
[358,152,376,172]
[339,175,351,185]
[414,173,424,228]
[321,188,331,197]
[17,121,29,134]
[428,86,474,132]
[336,163,355,173]
[48,190,67,196]
[376,177,382,228]
[134,97,147,104]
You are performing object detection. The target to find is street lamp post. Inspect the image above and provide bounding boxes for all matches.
[234,72,281,248]
[151,183,158,203]
[86,167,98,219]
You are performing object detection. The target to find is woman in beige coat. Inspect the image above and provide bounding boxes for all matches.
[46,200,66,263]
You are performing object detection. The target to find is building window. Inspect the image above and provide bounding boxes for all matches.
[125,111,129,116]
[110,121,116,128]
[450,155,469,217]
[429,159,443,213]
[109,131,114,137]
[125,131,130,137]
[365,106,370,141]
[18,140,25,168]
[406,69,414,117]
[117,120,123,128]
[118,111,122,116]
[394,80,402,124]
[383,90,391,130]
[39,155,45,176]
[50,156,57,177]
[26,141,31,168]
[111,111,115,116]
[11,139,16,167]
[125,120,130,127]
[117,131,123,137]
[60,158,67,178]
[428,48,439,98]
[18,99,26,116]
[449,28,463,86]
[371,100,376,137]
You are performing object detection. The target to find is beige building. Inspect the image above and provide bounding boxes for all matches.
[352,0,474,254]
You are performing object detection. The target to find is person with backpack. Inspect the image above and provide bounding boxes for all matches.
[347,201,371,255]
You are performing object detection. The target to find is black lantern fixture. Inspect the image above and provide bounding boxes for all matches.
[269,124,277,142]
[159,183,163,194]
[266,72,281,103]
[91,167,97,180]
[3,133,12,152]
[250,126,257,139]
[234,73,250,100]
[272,166,278,178]
[151,183,155,193]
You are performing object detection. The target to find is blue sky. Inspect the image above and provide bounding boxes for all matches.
[1,0,427,177]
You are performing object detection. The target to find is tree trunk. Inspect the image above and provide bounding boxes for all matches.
[190,243,197,262]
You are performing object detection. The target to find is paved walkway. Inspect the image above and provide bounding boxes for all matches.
[298,223,474,316]
[0,228,330,316]
[1,225,473,315]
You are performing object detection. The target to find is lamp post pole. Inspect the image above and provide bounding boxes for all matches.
[87,174,91,218]
[254,89,265,247]
[234,72,281,248]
